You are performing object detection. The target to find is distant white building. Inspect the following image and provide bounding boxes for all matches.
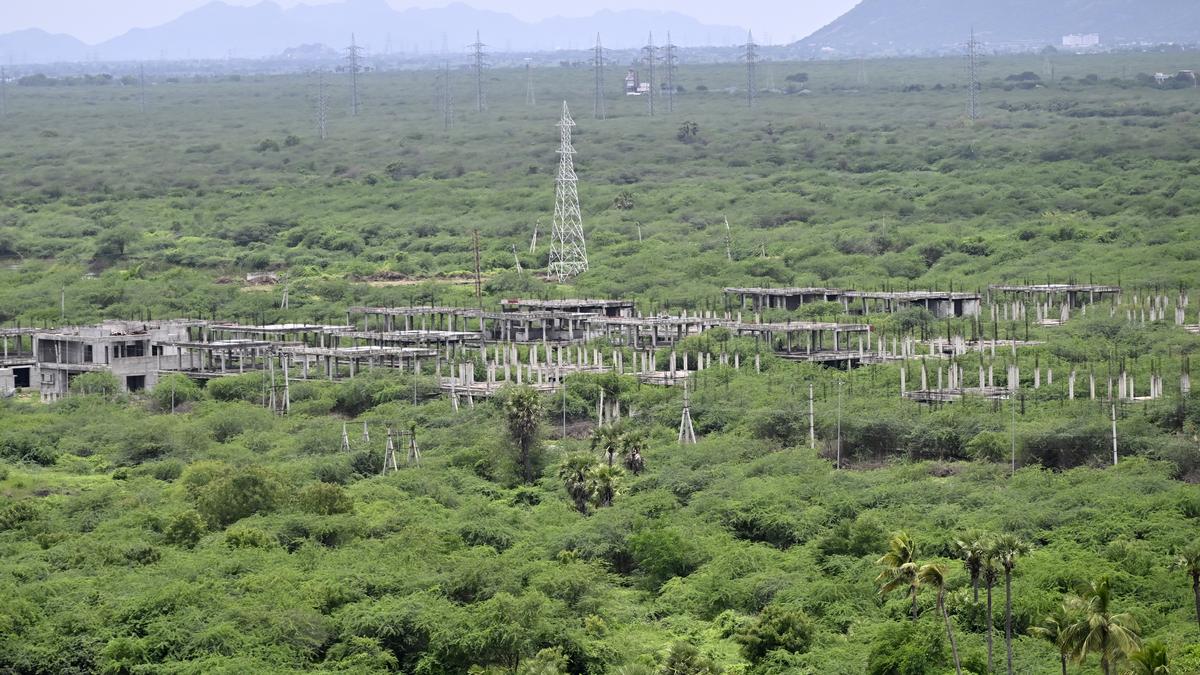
[1062,33,1100,48]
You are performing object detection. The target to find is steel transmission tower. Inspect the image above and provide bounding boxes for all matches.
[744,31,758,109]
[592,34,606,120]
[138,64,146,113]
[525,63,535,105]
[663,32,678,113]
[0,66,6,117]
[470,31,487,112]
[642,33,656,117]
[315,71,329,140]
[346,33,363,116]
[548,102,588,282]
[967,28,980,120]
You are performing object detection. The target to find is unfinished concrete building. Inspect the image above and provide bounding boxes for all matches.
[725,287,981,318]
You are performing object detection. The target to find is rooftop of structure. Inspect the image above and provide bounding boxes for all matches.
[280,345,437,356]
[590,315,729,326]
[37,320,206,339]
[506,298,635,307]
[988,284,1122,292]
[733,321,872,331]
[723,286,843,295]
[841,290,981,300]
[0,328,40,337]
[209,323,349,333]
[348,306,466,315]
[337,329,482,338]
[158,339,274,349]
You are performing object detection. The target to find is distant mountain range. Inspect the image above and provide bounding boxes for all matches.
[0,0,746,64]
[796,0,1200,55]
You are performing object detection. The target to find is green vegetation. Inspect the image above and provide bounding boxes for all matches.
[1,49,1200,673]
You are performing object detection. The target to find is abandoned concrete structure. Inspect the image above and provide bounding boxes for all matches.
[724,287,982,318]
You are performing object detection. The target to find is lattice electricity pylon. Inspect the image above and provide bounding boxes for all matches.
[663,32,678,113]
[743,30,758,109]
[380,425,419,475]
[678,380,697,444]
[547,102,588,282]
[592,33,606,120]
[470,30,487,112]
[340,422,352,452]
[966,28,980,120]
[346,33,363,116]
[381,428,399,474]
[642,32,656,117]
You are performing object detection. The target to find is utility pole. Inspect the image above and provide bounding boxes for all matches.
[547,102,588,281]
[511,244,523,274]
[530,219,539,254]
[723,216,734,262]
[138,63,146,113]
[967,28,980,121]
[473,229,482,307]
[346,33,363,116]
[1111,404,1118,465]
[315,70,328,140]
[470,30,486,113]
[808,382,815,450]
[678,379,697,444]
[525,63,535,106]
[642,32,656,117]
[1010,385,1018,475]
[592,33,606,120]
[663,32,678,113]
[744,30,758,109]
[836,379,843,469]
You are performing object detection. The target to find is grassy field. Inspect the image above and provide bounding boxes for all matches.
[1,50,1200,674]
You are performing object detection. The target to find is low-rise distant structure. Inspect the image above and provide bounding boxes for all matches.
[1062,33,1100,49]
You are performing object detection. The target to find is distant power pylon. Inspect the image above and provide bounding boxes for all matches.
[548,102,588,282]
[0,66,6,117]
[434,61,454,131]
[138,63,146,113]
[315,71,329,140]
[663,32,678,113]
[346,33,363,116]
[525,63,535,105]
[744,30,758,109]
[592,34,606,120]
[678,380,696,444]
[470,30,487,112]
[642,32,656,117]
[967,28,980,120]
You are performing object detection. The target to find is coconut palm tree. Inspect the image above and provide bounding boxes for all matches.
[1028,596,1083,675]
[501,385,544,484]
[982,547,1000,673]
[954,531,987,602]
[1176,544,1200,632]
[1067,577,1141,675]
[876,531,921,621]
[990,533,1029,675]
[589,464,621,508]
[918,563,962,675]
[620,429,647,475]
[591,423,624,467]
[1124,639,1170,675]
[558,453,597,514]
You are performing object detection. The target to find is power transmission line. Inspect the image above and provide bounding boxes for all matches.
[548,101,588,282]
[642,32,656,117]
[592,33,606,120]
[744,30,758,109]
[967,28,980,121]
[663,32,678,113]
[470,30,487,113]
[346,33,363,116]
[315,70,329,140]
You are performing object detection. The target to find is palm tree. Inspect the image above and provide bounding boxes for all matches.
[588,464,622,508]
[990,534,1029,675]
[876,531,921,621]
[501,385,544,484]
[954,531,987,602]
[591,424,623,467]
[620,429,647,475]
[1125,639,1170,675]
[983,552,1000,674]
[1028,597,1082,675]
[1176,544,1200,632]
[918,563,962,675]
[558,453,597,514]
[1067,577,1141,675]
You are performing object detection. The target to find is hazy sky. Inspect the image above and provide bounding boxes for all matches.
[4,0,861,45]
